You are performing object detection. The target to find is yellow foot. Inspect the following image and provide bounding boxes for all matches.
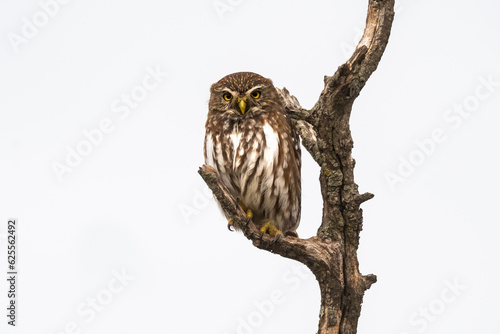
[227,203,253,231]
[238,199,247,211]
[238,199,253,227]
[259,221,282,239]
[245,209,253,227]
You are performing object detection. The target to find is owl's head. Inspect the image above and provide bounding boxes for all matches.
[209,72,283,120]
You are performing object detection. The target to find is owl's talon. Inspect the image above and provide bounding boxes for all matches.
[272,232,282,243]
[227,218,234,232]
[235,196,242,208]
[245,209,253,227]
[259,221,282,239]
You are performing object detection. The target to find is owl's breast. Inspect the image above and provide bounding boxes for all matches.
[233,121,281,213]
[233,121,279,174]
[229,124,242,168]
[205,113,301,232]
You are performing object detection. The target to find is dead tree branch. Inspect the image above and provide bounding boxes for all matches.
[199,1,395,333]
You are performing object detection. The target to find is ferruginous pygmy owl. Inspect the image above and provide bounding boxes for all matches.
[204,72,301,238]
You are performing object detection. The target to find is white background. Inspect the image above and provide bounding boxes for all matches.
[1,0,499,333]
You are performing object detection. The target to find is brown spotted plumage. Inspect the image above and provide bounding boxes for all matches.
[204,72,301,237]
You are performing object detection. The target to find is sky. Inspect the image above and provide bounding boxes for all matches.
[0,0,499,333]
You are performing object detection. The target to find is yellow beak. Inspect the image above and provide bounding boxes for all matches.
[238,98,247,115]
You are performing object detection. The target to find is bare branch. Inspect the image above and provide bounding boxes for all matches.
[198,165,330,270]
[277,87,310,120]
[312,0,395,119]
[277,87,321,164]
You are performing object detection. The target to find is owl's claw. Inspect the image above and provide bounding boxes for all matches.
[258,228,282,244]
[227,218,234,232]
[259,221,282,239]
[272,231,283,243]
[235,196,242,209]
[245,209,253,227]
[271,232,282,244]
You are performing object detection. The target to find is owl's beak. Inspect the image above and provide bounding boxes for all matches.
[237,97,247,115]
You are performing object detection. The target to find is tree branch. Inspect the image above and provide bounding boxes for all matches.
[277,88,321,164]
[199,1,395,333]
[198,165,332,271]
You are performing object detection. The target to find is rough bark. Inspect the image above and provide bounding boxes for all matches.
[199,1,394,333]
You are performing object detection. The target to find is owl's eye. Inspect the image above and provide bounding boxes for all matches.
[251,91,261,99]
[223,92,232,101]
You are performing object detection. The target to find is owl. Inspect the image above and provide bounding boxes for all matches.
[204,72,301,238]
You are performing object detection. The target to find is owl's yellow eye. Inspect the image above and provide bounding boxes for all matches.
[223,92,232,101]
[251,91,261,99]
